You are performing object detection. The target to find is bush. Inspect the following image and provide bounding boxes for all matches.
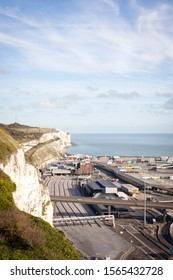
[0,208,45,247]
[0,167,80,260]
[0,208,80,259]
[0,170,16,211]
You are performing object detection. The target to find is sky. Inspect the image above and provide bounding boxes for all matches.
[0,0,173,134]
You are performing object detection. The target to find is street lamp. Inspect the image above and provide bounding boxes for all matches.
[144,181,147,225]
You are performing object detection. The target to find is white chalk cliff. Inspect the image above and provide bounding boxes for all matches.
[0,128,71,225]
[22,129,71,168]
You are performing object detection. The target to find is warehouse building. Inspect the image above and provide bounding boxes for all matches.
[85,180,118,196]
[85,181,103,196]
[97,180,118,194]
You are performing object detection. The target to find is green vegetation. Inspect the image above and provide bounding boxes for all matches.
[0,123,80,259]
[0,122,57,143]
[0,169,80,260]
[0,128,18,163]
[0,170,16,211]
[0,123,61,166]
[42,200,51,216]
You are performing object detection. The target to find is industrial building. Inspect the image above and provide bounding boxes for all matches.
[85,192,131,216]
[85,180,119,196]
[41,167,71,177]
[52,169,71,175]
[121,184,139,196]
[75,162,93,175]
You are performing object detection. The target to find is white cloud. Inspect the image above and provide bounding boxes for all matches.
[86,86,99,91]
[0,6,44,28]
[0,0,173,133]
[63,94,82,103]
[0,1,173,75]
[32,93,82,110]
[34,98,64,109]
[10,105,26,111]
[98,90,140,99]
[164,97,173,110]
[102,0,120,14]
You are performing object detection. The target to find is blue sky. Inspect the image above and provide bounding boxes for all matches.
[0,0,173,133]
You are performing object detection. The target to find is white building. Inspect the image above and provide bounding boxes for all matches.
[117,191,128,200]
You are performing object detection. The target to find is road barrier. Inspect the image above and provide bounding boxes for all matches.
[53,215,115,227]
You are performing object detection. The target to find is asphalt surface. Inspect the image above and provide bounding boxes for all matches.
[50,195,173,209]
[46,176,129,259]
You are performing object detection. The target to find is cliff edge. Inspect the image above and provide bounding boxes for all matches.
[0,123,71,225]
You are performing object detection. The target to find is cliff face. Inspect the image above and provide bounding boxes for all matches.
[0,125,71,225]
[0,148,53,224]
[23,129,71,168]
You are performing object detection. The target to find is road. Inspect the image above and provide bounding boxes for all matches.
[50,194,173,210]
[45,176,129,259]
[45,176,173,260]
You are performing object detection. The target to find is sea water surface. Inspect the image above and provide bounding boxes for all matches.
[66,133,173,156]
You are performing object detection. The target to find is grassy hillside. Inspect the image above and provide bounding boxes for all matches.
[0,123,61,166]
[0,122,57,143]
[0,128,18,164]
[0,170,80,260]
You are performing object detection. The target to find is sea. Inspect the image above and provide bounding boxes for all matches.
[66,133,173,157]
